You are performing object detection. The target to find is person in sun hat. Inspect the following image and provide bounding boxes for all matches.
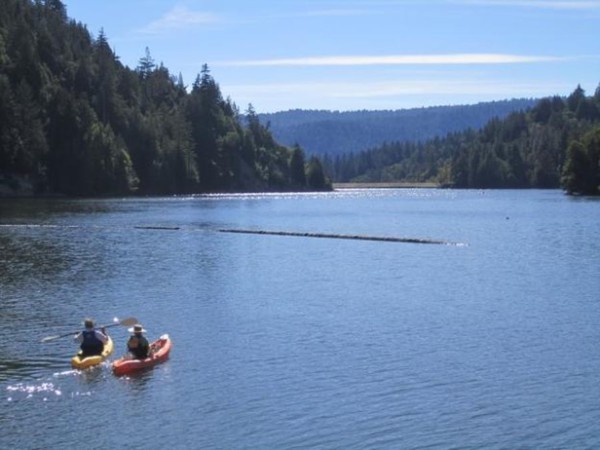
[74,318,108,357]
[127,323,150,359]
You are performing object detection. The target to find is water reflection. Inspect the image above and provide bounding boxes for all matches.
[0,232,68,284]
[0,197,115,220]
[0,357,66,382]
[115,369,154,394]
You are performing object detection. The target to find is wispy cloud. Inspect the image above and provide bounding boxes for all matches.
[225,79,567,98]
[137,6,222,34]
[453,0,600,10]
[216,53,564,67]
[220,78,572,111]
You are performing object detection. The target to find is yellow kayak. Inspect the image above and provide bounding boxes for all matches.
[71,337,114,369]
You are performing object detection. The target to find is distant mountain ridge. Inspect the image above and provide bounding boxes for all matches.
[323,84,600,195]
[259,99,538,156]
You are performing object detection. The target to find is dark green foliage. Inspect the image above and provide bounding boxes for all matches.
[289,145,307,188]
[306,157,331,190]
[0,0,327,196]
[0,77,48,176]
[561,127,600,195]
[331,85,600,195]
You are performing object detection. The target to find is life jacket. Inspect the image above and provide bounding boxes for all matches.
[128,335,149,359]
[81,329,104,355]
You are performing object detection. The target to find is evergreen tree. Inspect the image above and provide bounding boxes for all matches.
[306,156,330,190]
[137,47,155,81]
[290,145,307,187]
[562,127,600,195]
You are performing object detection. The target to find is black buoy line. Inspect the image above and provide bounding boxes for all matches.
[219,228,460,245]
[133,225,180,230]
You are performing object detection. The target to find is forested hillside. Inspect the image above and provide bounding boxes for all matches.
[259,99,537,156]
[0,0,330,196]
[329,86,600,195]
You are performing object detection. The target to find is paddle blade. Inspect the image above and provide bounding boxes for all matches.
[104,317,138,329]
[119,317,138,327]
[40,331,75,343]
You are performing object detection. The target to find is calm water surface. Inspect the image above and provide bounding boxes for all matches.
[0,189,599,449]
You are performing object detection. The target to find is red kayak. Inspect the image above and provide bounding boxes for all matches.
[112,334,172,376]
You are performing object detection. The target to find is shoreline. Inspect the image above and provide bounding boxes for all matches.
[333,182,439,189]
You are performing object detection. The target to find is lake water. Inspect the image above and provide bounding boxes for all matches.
[1,189,599,449]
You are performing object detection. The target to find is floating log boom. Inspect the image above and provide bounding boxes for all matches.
[134,225,180,230]
[219,228,454,245]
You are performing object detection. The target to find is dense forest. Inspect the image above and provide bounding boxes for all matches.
[327,86,600,195]
[260,99,537,156]
[0,0,330,196]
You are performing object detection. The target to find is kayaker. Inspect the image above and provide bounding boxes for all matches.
[127,324,150,359]
[74,318,108,357]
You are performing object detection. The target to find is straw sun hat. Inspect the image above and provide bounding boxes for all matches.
[128,324,147,334]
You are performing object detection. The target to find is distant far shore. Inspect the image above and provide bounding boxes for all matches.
[333,182,439,189]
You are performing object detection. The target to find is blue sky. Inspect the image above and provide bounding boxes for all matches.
[64,0,600,113]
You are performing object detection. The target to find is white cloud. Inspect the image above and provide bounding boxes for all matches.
[221,77,574,112]
[220,78,572,111]
[216,53,563,67]
[137,6,221,34]
[224,79,567,98]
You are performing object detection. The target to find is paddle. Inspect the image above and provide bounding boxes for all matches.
[40,317,138,343]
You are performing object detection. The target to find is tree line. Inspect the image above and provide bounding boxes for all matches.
[325,86,600,195]
[0,0,330,196]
